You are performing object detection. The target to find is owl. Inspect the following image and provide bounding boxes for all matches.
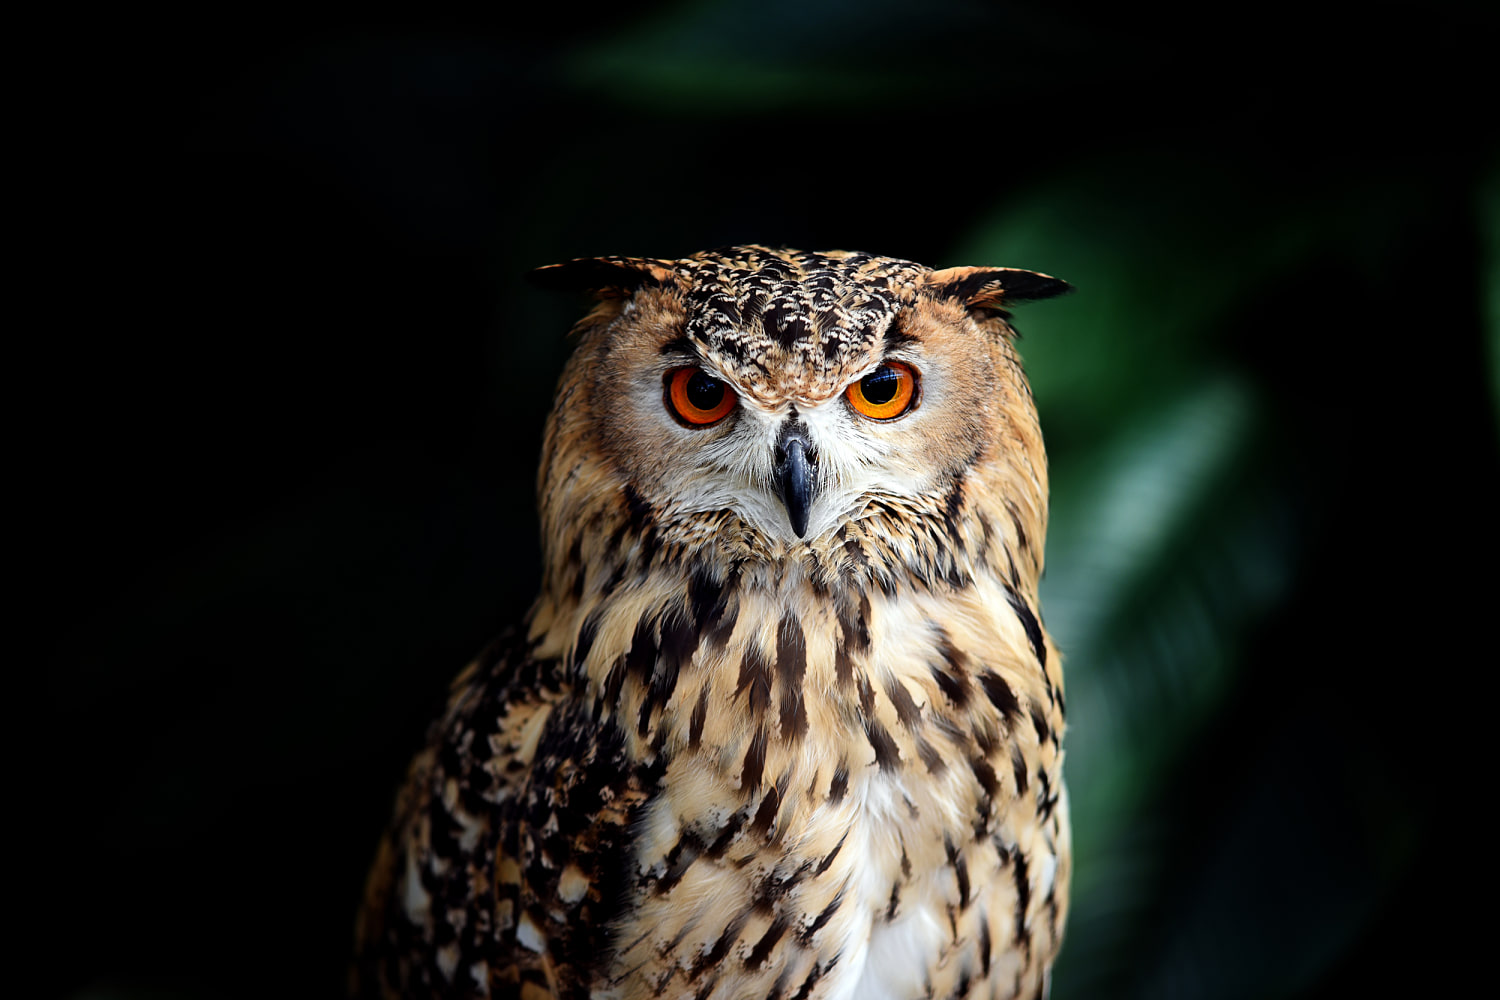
[353,246,1071,1000]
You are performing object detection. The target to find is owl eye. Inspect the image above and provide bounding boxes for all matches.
[665,367,737,426]
[846,361,918,420]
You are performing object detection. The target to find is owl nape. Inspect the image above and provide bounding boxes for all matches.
[354,246,1071,1000]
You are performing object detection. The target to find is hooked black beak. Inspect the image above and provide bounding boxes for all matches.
[774,422,816,538]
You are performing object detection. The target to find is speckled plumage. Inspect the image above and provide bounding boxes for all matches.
[354,246,1072,1000]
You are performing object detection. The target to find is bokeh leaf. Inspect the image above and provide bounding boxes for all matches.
[954,162,1340,998]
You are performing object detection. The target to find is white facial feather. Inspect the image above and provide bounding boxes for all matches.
[650,366,937,544]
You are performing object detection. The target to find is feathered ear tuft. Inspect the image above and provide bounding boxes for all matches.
[527,257,680,298]
[925,266,1071,309]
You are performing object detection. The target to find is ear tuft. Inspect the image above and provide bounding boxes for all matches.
[926,266,1072,308]
[527,257,680,298]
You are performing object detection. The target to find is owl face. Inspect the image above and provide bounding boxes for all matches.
[534,247,1068,552]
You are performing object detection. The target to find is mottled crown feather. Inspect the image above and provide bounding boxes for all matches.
[528,246,1069,393]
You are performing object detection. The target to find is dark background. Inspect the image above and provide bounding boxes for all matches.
[34,3,1497,997]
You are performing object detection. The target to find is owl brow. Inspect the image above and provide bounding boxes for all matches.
[659,337,698,358]
[881,314,920,353]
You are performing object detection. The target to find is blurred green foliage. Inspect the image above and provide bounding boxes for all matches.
[960,167,1340,998]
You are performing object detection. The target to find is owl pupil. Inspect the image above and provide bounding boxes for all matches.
[861,367,900,405]
[686,371,724,410]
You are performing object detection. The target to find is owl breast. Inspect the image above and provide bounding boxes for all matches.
[593,560,1068,1000]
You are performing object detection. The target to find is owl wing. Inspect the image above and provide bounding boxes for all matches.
[353,631,657,999]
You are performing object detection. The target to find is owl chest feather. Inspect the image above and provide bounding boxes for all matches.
[569,565,1066,1000]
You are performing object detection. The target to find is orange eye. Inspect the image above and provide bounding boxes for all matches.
[666,367,737,426]
[846,361,917,420]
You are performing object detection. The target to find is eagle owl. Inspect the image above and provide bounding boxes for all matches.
[354,246,1071,1000]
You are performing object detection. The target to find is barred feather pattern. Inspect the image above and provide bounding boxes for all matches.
[354,247,1070,1000]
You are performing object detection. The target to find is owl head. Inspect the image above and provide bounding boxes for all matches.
[529,246,1067,587]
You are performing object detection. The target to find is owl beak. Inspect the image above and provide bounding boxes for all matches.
[774,423,816,538]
